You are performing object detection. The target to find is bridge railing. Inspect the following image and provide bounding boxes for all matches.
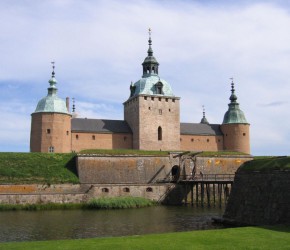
[183,174,235,181]
[156,174,235,183]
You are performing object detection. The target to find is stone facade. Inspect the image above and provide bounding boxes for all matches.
[77,154,179,184]
[124,95,180,150]
[224,169,290,225]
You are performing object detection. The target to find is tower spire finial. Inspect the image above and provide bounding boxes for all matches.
[51,61,55,77]
[72,97,76,113]
[229,77,237,103]
[200,105,209,124]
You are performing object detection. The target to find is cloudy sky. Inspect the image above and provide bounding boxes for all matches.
[0,0,289,155]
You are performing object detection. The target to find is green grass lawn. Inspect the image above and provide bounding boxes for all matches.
[1,226,289,250]
[0,153,78,184]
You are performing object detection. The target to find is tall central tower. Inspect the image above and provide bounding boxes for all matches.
[124,30,180,151]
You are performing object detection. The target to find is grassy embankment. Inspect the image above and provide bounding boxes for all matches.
[1,226,289,250]
[0,196,155,211]
[0,152,78,184]
[240,156,290,172]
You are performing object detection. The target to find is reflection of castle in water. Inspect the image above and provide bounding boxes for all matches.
[30,31,250,154]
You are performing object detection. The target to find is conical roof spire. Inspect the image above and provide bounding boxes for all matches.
[222,78,248,124]
[33,62,70,115]
[142,28,159,77]
[200,105,209,124]
[48,61,57,93]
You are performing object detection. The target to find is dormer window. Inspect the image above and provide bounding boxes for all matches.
[155,82,163,95]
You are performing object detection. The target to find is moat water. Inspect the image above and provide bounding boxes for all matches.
[0,206,225,242]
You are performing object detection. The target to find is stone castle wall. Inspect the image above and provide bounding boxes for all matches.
[71,132,132,152]
[180,135,224,151]
[0,183,183,205]
[77,154,179,184]
[223,169,290,225]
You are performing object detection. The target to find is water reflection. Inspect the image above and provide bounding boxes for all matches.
[0,206,225,242]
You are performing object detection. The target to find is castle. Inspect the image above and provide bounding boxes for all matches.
[30,32,250,154]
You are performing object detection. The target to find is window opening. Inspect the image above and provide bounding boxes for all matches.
[48,146,54,153]
[46,129,51,134]
[158,126,162,141]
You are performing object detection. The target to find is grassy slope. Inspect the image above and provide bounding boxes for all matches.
[1,226,289,250]
[0,153,79,184]
[240,156,290,172]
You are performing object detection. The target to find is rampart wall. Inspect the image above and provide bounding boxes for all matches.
[223,169,290,225]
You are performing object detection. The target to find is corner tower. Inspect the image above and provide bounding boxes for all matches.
[124,29,180,150]
[30,63,72,153]
[221,79,250,154]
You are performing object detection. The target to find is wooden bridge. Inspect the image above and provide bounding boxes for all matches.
[158,174,235,207]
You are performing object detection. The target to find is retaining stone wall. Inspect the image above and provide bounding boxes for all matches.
[223,170,290,225]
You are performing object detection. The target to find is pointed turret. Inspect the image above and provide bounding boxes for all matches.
[221,78,250,154]
[142,28,159,77]
[200,105,209,124]
[222,79,247,124]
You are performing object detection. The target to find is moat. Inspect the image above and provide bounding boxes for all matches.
[1,206,225,242]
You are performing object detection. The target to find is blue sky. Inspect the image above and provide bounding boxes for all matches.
[0,0,290,155]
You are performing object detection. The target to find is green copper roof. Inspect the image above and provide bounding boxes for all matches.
[130,75,174,97]
[33,65,70,115]
[129,30,174,98]
[222,80,248,124]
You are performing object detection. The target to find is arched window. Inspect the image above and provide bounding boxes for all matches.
[123,187,130,193]
[48,146,54,153]
[146,187,153,192]
[158,126,162,141]
[101,188,109,193]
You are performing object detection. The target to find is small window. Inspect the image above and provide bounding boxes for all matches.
[123,187,130,193]
[66,131,69,135]
[102,188,109,193]
[243,133,246,136]
[180,138,182,141]
[48,146,54,153]
[76,135,79,140]
[149,107,151,110]
[159,109,162,115]
[124,136,127,141]
[92,135,95,140]
[158,126,162,141]
[218,139,221,142]
[172,99,175,103]
[207,139,210,142]
[225,134,228,136]
[165,98,168,102]
[144,96,147,100]
[151,97,154,101]
[46,129,51,134]
[169,109,171,112]
[158,97,161,101]
[191,138,194,142]
[146,187,153,192]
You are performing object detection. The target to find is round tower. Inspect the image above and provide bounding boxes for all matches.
[221,79,250,154]
[30,63,72,153]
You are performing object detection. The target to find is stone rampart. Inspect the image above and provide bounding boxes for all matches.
[0,183,184,205]
[223,170,290,225]
[77,154,179,184]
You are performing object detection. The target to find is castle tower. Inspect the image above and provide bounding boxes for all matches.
[124,29,180,150]
[221,79,250,154]
[30,63,72,153]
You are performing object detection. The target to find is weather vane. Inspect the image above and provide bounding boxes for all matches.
[148,28,152,36]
